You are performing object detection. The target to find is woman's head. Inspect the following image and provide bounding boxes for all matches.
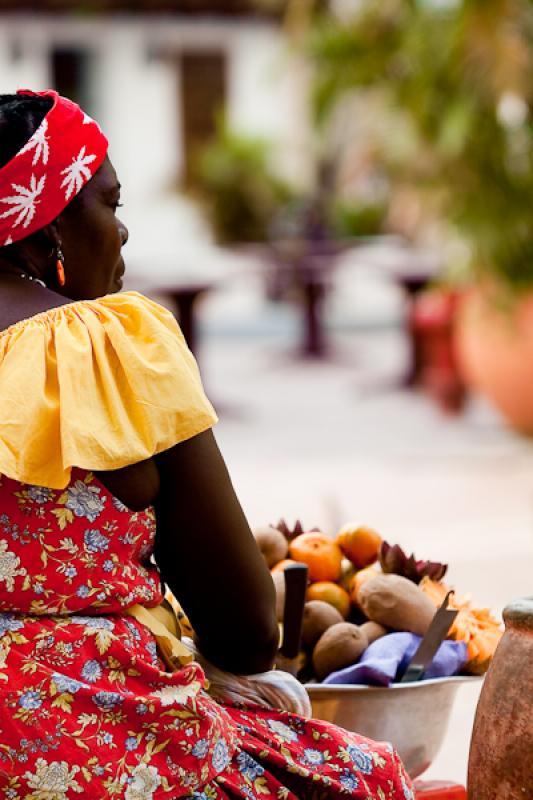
[0,94,53,168]
[0,91,128,299]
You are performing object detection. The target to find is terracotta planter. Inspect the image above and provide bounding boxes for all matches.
[468,598,533,799]
[456,288,533,433]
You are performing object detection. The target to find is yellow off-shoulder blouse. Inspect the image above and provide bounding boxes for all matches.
[0,291,217,489]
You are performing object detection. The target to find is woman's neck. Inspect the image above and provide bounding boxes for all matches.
[0,255,44,284]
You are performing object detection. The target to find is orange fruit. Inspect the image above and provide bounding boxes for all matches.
[306,581,351,618]
[271,558,299,574]
[335,524,382,569]
[349,565,380,606]
[289,532,342,583]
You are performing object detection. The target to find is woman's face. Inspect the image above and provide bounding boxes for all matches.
[57,156,128,300]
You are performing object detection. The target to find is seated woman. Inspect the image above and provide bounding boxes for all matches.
[0,90,413,800]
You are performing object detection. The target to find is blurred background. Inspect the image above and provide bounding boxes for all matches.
[1,0,533,784]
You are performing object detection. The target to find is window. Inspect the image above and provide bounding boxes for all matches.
[51,46,93,115]
[180,51,227,184]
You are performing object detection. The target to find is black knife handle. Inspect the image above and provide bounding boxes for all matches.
[281,563,309,659]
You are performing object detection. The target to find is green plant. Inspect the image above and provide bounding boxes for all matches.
[192,120,294,244]
[329,200,387,238]
[309,0,533,291]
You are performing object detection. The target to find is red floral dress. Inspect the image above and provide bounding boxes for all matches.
[0,469,414,800]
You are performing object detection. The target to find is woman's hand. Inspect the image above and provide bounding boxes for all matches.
[154,430,279,675]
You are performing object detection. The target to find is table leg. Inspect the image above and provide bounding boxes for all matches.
[170,290,201,357]
[399,277,432,387]
[301,278,328,358]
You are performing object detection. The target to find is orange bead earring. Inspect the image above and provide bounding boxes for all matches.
[56,246,65,287]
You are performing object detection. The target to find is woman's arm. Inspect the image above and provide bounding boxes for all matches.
[153,429,279,675]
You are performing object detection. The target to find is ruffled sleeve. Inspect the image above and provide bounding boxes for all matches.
[0,291,217,489]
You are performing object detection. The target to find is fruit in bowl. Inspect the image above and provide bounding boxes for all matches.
[289,531,343,582]
[336,524,382,569]
[262,520,502,685]
[306,581,351,618]
[165,519,501,778]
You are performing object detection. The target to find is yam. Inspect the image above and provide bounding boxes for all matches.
[312,622,368,680]
[301,601,343,648]
[359,620,387,645]
[358,574,435,636]
[253,526,289,568]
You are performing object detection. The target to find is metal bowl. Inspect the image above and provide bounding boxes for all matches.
[305,676,482,778]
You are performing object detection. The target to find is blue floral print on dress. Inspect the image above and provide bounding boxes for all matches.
[112,496,129,513]
[19,691,43,710]
[236,752,265,781]
[92,691,124,711]
[303,747,327,765]
[265,718,298,743]
[0,468,413,799]
[72,617,114,630]
[346,743,374,775]
[192,739,210,759]
[339,768,360,791]
[145,639,159,666]
[0,613,24,635]
[80,660,102,683]
[83,528,110,553]
[212,738,231,772]
[123,619,142,640]
[26,486,54,504]
[51,673,86,694]
[65,481,106,522]
[125,737,139,751]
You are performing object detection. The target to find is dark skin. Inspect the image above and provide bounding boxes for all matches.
[0,157,279,674]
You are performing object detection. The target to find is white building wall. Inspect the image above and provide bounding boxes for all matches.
[228,25,314,188]
[0,23,51,92]
[91,23,181,201]
[0,14,311,281]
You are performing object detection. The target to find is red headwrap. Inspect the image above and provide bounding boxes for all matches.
[0,89,108,246]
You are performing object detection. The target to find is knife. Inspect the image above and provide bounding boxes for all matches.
[399,591,458,682]
[275,563,308,675]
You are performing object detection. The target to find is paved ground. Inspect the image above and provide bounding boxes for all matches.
[131,249,533,785]
[187,275,533,786]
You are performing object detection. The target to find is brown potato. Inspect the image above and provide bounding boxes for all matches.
[312,622,368,680]
[301,600,343,648]
[253,526,289,568]
[358,574,436,636]
[359,620,388,644]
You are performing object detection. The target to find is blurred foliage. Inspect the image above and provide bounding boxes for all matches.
[329,200,387,238]
[309,0,533,291]
[192,120,294,244]
[194,120,387,243]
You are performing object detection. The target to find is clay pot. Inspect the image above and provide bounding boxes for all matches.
[456,288,533,433]
[467,598,533,799]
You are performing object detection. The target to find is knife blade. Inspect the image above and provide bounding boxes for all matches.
[399,590,458,682]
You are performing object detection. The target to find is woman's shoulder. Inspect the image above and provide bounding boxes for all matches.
[0,289,171,339]
[0,282,72,334]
